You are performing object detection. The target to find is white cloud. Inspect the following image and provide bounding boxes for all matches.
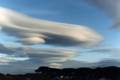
[0,7,103,46]
[0,53,29,64]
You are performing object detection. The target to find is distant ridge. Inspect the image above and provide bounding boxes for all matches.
[61,60,120,68]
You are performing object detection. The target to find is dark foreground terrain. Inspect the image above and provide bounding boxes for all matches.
[0,66,120,80]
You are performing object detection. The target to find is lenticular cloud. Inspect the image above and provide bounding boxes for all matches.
[0,7,103,46]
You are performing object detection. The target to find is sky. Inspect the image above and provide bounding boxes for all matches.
[0,0,120,74]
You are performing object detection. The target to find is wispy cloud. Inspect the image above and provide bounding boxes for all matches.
[0,44,29,64]
[77,47,120,63]
[86,0,120,29]
[0,53,29,64]
[83,47,120,53]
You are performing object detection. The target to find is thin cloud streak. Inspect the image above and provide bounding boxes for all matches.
[0,53,29,64]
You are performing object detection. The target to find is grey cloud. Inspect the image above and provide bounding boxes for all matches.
[83,47,120,53]
[86,0,117,17]
[21,47,77,64]
[0,44,15,54]
[0,7,103,46]
[0,44,29,63]
[86,0,120,29]
[0,44,78,73]
[2,27,87,46]
[0,53,29,63]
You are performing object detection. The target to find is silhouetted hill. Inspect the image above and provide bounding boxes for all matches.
[0,66,120,80]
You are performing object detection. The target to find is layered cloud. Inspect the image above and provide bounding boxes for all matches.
[0,7,103,46]
[0,53,29,64]
[0,44,29,64]
[0,43,78,69]
[0,44,120,73]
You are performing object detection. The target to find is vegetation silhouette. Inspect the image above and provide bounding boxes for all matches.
[0,66,120,80]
